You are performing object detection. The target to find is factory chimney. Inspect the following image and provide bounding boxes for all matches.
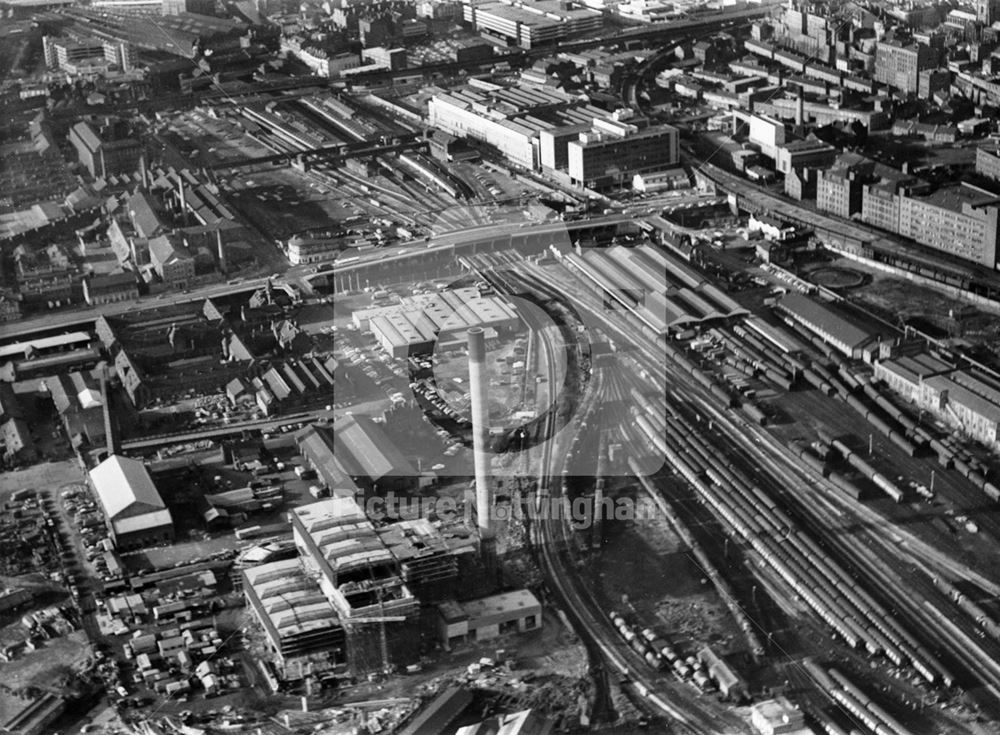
[466,327,492,534]
[795,90,804,127]
[177,175,187,224]
[139,154,149,190]
[216,228,227,276]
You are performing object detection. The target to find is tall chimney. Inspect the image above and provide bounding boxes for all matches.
[177,175,187,224]
[795,90,804,127]
[467,327,492,534]
[139,154,149,190]
[216,228,227,275]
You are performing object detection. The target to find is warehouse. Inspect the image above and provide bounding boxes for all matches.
[920,371,1000,447]
[775,292,889,361]
[873,352,954,403]
[89,455,174,549]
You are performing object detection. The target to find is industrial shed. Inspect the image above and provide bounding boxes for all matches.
[89,455,174,550]
[775,292,890,361]
[294,424,362,497]
[332,415,418,494]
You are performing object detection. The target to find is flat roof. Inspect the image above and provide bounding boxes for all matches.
[914,183,1000,214]
[461,589,541,624]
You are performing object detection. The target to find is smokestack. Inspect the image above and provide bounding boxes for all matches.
[139,154,149,190]
[795,90,804,126]
[216,228,227,275]
[177,176,187,224]
[467,327,492,534]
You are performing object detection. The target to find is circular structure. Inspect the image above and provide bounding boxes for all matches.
[809,266,866,290]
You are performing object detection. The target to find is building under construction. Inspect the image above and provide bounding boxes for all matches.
[291,499,421,674]
[242,558,346,670]
[244,498,500,677]
[377,518,478,603]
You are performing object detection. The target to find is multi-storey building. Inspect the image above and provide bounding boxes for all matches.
[43,37,104,70]
[874,40,937,94]
[896,184,1000,268]
[816,155,873,218]
[859,175,1000,267]
[69,121,143,179]
[566,119,679,190]
[861,179,904,233]
[428,80,606,170]
[976,146,1000,181]
[148,233,196,288]
[462,0,601,49]
[774,137,837,175]
[162,0,216,15]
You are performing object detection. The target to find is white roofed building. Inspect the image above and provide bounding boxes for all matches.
[89,455,174,549]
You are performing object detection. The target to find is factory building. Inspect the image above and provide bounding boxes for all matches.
[291,499,421,672]
[354,287,520,357]
[775,293,891,361]
[89,455,174,549]
[427,80,615,170]
[242,558,346,667]
[462,0,601,49]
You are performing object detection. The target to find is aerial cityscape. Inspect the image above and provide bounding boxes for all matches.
[6,0,1000,732]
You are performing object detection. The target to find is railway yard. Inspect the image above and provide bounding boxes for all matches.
[6,212,1000,734]
[8,2,1000,731]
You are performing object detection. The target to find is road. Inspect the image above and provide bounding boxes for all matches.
[0,215,633,343]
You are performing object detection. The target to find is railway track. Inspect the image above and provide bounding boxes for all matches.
[477,262,750,732]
